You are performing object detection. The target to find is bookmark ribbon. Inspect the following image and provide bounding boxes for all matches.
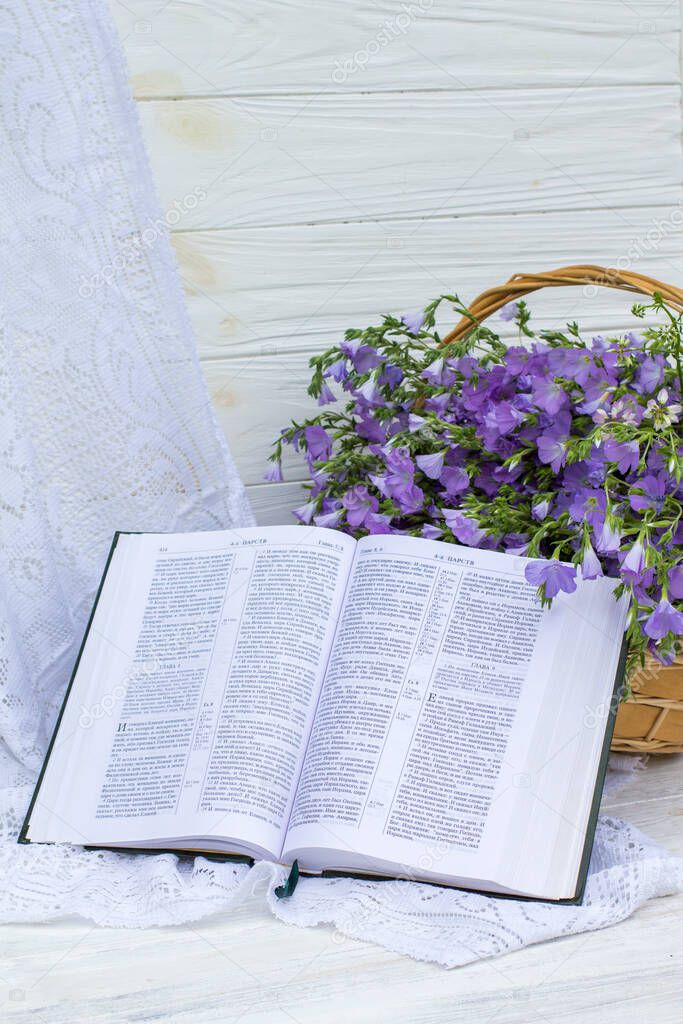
[275,859,300,900]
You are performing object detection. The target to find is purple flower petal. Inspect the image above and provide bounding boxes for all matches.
[440,465,469,495]
[581,541,603,580]
[524,559,577,598]
[421,524,444,540]
[532,499,550,522]
[620,539,646,577]
[356,414,386,444]
[416,450,446,480]
[304,425,332,462]
[603,438,639,474]
[401,311,426,335]
[365,512,393,535]
[595,519,622,554]
[317,381,336,406]
[532,377,568,416]
[442,508,486,547]
[293,500,317,524]
[314,509,344,528]
[537,433,567,473]
[357,375,383,406]
[383,447,424,511]
[264,460,283,483]
[668,566,683,600]
[340,340,382,374]
[342,485,379,528]
[499,302,519,322]
[324,358,348,383]
[644,598,683,640]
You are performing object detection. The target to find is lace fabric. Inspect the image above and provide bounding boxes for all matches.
[268,814,683,968]
[0,0,253,926]
[0,0,680,968]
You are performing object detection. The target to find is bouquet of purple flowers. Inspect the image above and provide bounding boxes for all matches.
[269,288,683,670]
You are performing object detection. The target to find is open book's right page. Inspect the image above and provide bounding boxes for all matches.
[283,534,628,900]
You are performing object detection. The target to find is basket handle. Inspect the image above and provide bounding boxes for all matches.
[441,264,683,346]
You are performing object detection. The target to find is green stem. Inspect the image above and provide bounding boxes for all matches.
[667,313,683,395]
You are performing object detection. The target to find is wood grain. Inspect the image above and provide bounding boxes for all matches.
[178,207,683,360]
[111,1,680,97]
[112,1,683,513]
[246,480,307,525]
[179,207,683,485]
[138,86,683,230]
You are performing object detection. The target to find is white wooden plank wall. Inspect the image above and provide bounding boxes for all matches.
[110,0,683,523]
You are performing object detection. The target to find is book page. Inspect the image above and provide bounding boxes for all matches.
[283,534,627,896]
[26,526,355,860]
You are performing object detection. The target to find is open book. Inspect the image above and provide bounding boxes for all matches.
[21,526,628,903]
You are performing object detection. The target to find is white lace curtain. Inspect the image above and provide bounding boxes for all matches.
[0,0,253,889]
[0,0,680,965]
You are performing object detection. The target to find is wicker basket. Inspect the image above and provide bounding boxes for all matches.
[612,654,683,753]
[446,264,683,754]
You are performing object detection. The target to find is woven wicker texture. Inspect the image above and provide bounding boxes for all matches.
[612,656,683,753]
[442,264,683,344]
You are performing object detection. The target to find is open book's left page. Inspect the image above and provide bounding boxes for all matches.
[23,526,355,860]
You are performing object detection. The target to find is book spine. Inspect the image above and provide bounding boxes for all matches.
[569,630,630,904]
[18,532,126,844]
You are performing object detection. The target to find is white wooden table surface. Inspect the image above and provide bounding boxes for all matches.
[3,756,682,1022]
[4,2,683,1019]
